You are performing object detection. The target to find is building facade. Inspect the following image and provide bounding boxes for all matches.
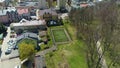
[10,19,47,33]
[36,9,58,21]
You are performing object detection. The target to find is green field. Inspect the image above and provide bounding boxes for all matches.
[52,29,69,42]
[45,22,87,68]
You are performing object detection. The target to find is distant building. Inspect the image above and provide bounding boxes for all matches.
[10,19,47,33]
[17,1,47,9]
[36,9,58,21]
[0,0,10,8]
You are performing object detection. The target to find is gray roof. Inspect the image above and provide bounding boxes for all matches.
[0,7,16,16]
[16,32,38,42]
[18,1,39,7]
[35,56,46,68]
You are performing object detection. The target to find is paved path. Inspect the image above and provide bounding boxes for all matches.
[36,45,57,56]
[96,40,108,68]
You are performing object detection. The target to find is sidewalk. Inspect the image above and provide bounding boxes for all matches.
[96,40,107,68]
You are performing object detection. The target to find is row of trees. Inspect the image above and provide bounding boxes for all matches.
[69,1,120,68]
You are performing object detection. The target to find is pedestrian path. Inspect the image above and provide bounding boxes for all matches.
[96,40,108,68]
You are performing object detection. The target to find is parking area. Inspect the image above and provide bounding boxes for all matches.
[1,27,19,60]
[0,27,20,68]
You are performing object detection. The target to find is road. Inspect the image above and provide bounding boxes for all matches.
[96,40,108,68]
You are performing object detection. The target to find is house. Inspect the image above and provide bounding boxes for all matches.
[10,19,47,33]
[0,7,17,24]
[16,7,31,20]
[36,8,58,21]
[0,10,9,23]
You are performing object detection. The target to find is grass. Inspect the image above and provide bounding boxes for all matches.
[45,40,87,68]
[45,21,87,68]
[0,40,3,45]
[52,29,69,42]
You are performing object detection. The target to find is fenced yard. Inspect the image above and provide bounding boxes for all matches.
[51,27,71,44]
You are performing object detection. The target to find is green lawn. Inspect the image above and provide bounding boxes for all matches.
[52,29,69,42]
[45,22,87,68]
[45,40,87,68]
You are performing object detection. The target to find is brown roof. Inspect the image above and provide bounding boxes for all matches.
[39,31,47,37]
[39,9,57,16]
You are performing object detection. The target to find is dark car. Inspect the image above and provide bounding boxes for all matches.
[59,7,67,13]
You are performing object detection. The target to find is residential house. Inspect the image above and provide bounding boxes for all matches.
[0,7,17,24]
[10,19,47,33]
[0,10,9,23]
[36,8,58,21]
[16,7,31,20]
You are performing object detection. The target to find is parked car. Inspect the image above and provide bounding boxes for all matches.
[5,48,12,54]
[13,45,18,50]
[7,40,16,49]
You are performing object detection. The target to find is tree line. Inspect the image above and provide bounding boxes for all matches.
[69,0,120,68]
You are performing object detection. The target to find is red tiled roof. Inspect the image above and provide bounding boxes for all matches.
[17,8,29,14]
[80,4,89,7]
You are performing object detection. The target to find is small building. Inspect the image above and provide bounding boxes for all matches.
[0,11,9,23]
[10,19,47,33]
[36,8,58,21]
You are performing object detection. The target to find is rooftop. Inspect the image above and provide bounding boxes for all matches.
[16,32,38,42]
[17,8,29,14]
[17,1,39,7]
[11,19,46,27]
[0,7,16,15]
[39,8,57,16]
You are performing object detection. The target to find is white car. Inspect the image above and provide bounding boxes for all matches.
[5,48,12,54]
[14,65,21,68]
